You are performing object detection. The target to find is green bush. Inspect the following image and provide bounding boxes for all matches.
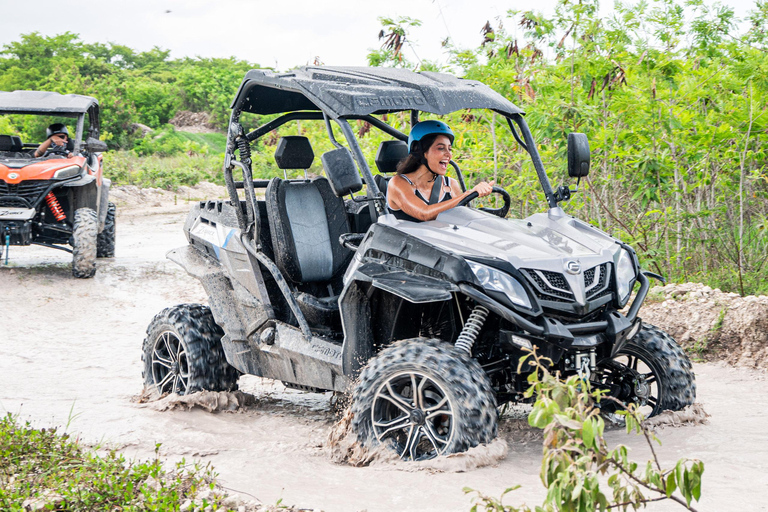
[104,151,225,190]
[131,125,210,157]
[0,413,229,511]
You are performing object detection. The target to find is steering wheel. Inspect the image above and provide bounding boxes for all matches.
[47,144,70,156]
[457,186,511,218]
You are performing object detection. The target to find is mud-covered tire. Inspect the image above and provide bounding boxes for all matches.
[96,202,116,258]
[142,304,239,395]
[601,323,696,417]
[72,207,98,278]
[351,337,497,461]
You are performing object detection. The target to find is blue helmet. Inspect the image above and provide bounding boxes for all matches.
[407,120,454,154]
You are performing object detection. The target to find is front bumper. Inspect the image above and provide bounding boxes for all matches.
[461,270,654,349]
[1,220,33,245]
[0,208,35,245]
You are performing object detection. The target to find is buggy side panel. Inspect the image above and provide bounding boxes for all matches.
[169,244,349,392]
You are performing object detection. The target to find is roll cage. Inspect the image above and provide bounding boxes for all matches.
[0,91,101,154]
[221,66,564,238]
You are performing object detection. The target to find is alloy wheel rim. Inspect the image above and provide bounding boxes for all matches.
[599,353,661,417]
[151,331,189,394]
[371,370,454,461]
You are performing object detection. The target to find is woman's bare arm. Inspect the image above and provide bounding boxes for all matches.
[389,176,494,222]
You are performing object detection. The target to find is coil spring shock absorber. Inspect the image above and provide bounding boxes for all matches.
[236,136,252,164]
[45,192,66,221]
[454,305,490,356]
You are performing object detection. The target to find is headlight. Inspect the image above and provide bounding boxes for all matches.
[53,165,81,179]
[616,248,637,303]
[467,260,532,309]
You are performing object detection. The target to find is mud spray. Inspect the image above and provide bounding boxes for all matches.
[324,405,510,473]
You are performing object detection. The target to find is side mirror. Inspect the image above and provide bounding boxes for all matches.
[321,147,363,197]
[84,137,108,153]
[567,133,590,178]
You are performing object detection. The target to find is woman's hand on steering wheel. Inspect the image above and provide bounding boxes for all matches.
[457,184,511,218]
[472,181,495,198]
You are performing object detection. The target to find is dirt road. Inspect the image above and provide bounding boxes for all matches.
[1,196,766,511]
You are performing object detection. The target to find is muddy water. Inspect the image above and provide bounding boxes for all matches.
[1,202,766,511]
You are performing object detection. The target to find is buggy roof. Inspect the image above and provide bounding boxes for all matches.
[232,66,524,118]
[0,90,99,117]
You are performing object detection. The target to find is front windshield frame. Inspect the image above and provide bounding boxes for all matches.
[225,99,559,234]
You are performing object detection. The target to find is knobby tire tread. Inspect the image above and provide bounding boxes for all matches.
[72,207,98,278]
[351,337,497,458]
[622,323,696,414]
[97,202,116,258]
[142,303,239,394]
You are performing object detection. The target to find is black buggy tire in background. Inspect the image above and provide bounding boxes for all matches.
[598,323,696,418]
[351,337,498,461]
[71,207,98,278]
[142,304,240,395]
[96,202,116,258]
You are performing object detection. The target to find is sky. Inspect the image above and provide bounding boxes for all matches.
[0,0,761,71]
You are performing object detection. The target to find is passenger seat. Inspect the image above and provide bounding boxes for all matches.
[265,137,352,329]
[0,135,25,158]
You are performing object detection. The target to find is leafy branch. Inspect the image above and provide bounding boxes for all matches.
[466,349,703,512]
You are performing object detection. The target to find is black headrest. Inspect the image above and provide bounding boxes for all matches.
[375,140,408,173]
[0,135,22,152]
[321,147,363,197]
[0,135,13,151]
[274,136,314,170]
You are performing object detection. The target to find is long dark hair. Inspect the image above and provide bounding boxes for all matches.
[396,133,440,175]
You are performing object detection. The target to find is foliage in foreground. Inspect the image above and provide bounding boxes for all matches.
[466,350,704,512]
[0,413,233,511]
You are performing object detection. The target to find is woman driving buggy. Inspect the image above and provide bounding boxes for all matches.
[386,120,494,222]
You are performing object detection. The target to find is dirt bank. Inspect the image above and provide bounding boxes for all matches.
[169,110,218,133]
[640,283,768,369]
[0,188,766,511]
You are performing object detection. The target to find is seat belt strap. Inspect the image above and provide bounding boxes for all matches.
[429,175,443,204]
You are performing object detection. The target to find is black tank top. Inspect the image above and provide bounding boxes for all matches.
[387,174,453,222]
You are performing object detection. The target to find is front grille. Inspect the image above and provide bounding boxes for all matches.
[521,264,615,308]
[521,268,575,302]
[542,270,569,290]
[584,266,596,285]
[590,288,613,301]
[585,263,611,300]
[0,180,52,208]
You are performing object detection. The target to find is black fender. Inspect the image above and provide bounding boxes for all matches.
[64,176,99,213]
[339,263,459,378]
[62,174,97,189]
[98,177,111,230]
[356,261,458,303]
